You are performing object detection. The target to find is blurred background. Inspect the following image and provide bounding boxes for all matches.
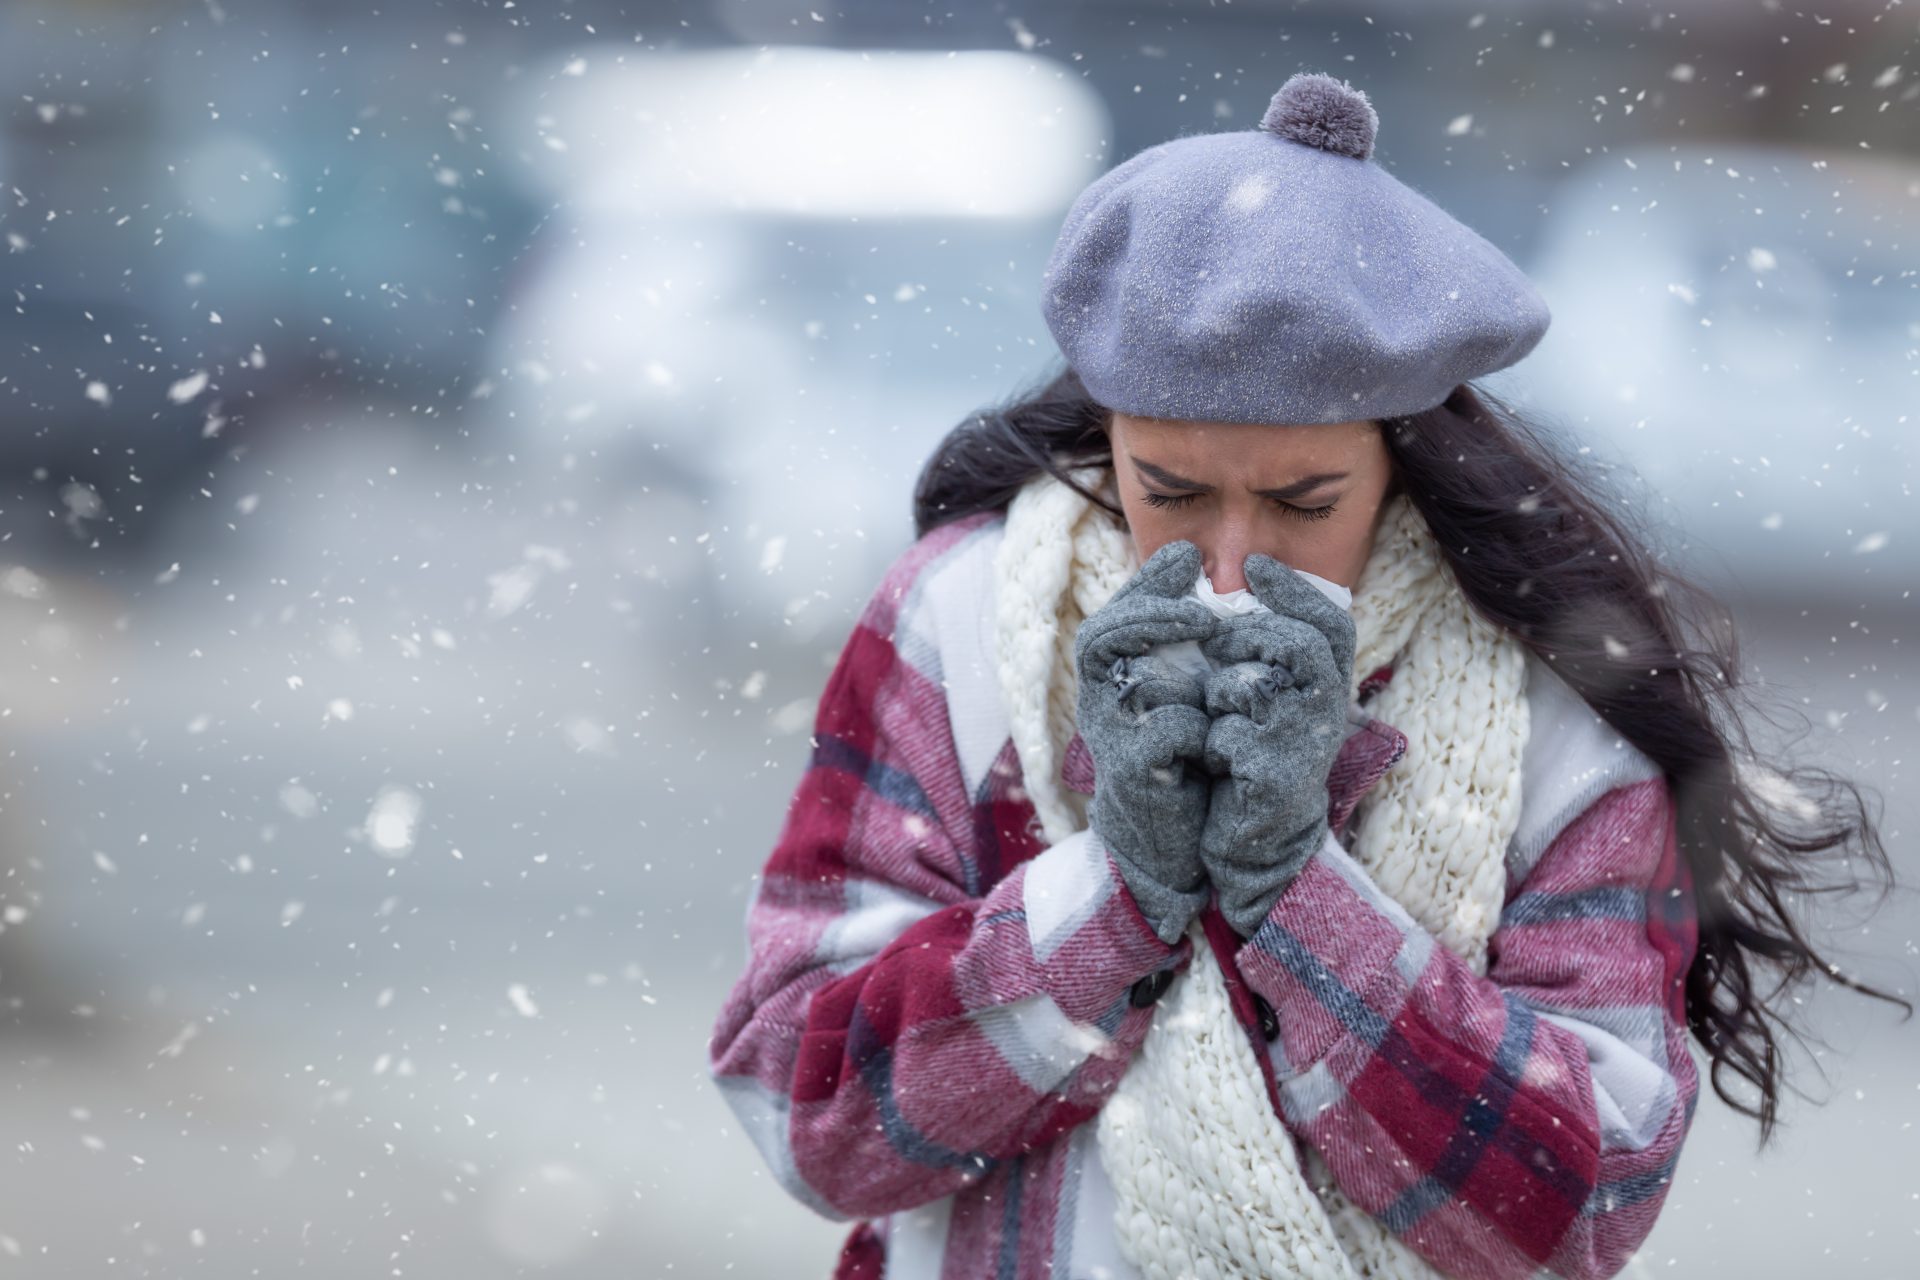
[0,0,1914,1275]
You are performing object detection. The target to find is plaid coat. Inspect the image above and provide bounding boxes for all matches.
[708,510,1700,1280]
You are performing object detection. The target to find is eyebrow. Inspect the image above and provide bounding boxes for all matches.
[1132,457,1350,500]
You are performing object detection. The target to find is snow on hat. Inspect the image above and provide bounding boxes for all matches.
[1040,71,1552,425]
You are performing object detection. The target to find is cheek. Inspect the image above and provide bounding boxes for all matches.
[1121,499,1202,564]
[1121,495,1175,541]
[1123,520,1165,568]
[1289,512,1376,581]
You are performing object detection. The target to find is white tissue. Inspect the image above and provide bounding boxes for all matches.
[1196,567,1352,616]
[1153,566,1352,681]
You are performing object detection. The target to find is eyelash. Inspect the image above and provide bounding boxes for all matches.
[1141,491,1339,522]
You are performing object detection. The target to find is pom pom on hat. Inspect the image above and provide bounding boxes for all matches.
[1259,72,1378,161]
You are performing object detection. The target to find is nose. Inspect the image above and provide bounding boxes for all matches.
[1204,535,1254,595]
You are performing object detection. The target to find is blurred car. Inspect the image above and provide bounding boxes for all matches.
[0,11,540,570]
[484,45,1112,648]
[1523,143,1918,603]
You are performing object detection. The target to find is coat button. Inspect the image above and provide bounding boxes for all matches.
[1129,968,1175,1008]
[1254,994,1279,1042]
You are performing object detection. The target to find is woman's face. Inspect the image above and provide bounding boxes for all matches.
[1107,411,1398,594]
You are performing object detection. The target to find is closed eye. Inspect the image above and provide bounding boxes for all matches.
[1141,491,1339,522]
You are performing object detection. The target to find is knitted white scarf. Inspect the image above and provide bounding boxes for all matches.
[992,465,1532,1280]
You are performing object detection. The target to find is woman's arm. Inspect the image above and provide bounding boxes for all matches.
[707,529,1191,1222]
[1235,775,1699,1280]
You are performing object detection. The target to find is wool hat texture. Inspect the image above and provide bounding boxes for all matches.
[1040,71,1552,425]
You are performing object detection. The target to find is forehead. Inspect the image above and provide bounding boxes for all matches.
[1112,413,1380,470]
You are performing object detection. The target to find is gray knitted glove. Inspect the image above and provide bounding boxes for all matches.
[1197,553,1358,939]
[1073,540,1219,945]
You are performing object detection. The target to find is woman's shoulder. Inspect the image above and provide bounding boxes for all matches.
[862,511,1016,801]
[858,510,1007,634]
[1506,646,1666,885]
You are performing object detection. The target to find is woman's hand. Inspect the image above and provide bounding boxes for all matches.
[1196,553,1358,939]
[1073,539,1219,945]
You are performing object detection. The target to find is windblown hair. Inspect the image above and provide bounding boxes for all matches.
[913,360,1912,1146]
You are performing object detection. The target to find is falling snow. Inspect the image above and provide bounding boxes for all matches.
[0,9,1910,1279]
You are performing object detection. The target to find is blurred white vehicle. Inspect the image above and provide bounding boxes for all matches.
[486,45,1111,648]
[1523,144,1918,603]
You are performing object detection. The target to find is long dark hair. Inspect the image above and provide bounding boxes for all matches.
[913,360,1912,1146]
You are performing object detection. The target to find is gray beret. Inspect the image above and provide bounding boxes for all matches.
[1040,72,1552,425]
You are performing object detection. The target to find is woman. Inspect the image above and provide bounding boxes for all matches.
[707,73,1907,1279]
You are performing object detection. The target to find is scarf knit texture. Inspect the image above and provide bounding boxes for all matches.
[991,465,1532,1280]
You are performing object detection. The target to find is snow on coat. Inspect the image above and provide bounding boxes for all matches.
[707,509,1700,1280]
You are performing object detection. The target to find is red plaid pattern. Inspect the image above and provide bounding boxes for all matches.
[708,512,1699,1279]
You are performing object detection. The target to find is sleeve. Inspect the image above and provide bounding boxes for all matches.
[705,532,1193,1223]
[1234,774,1700,1280]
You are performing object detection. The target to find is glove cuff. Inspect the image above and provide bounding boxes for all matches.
[1102,837,1211,946]
[1215,824,1326,940]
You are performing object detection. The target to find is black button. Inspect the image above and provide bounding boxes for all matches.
[1254,994,1279,1042]
[1129,968,1175,1008]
